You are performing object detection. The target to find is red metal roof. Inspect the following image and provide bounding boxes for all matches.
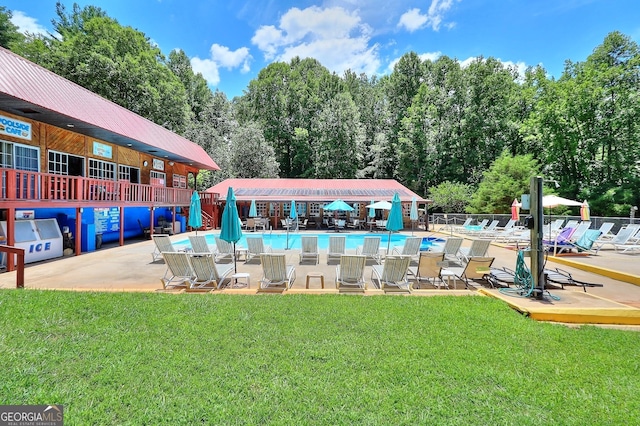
[0,48,219,171]
[206,178,430,203]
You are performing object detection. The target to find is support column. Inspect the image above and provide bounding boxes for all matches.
[529,176,545,300]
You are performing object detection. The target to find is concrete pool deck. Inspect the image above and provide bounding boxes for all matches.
[1,227,639,327]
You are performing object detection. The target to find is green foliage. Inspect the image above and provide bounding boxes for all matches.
[0,6,24,48]
[428,181,473,213]
[2,291,639,424]
[467,151,539,214]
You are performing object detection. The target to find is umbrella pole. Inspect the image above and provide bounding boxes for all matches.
[387,230,392,257]
[233,242,237,273]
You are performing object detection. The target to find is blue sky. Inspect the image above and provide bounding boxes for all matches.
[4,0,640,98]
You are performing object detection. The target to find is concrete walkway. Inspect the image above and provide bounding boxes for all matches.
[1,228,639,326]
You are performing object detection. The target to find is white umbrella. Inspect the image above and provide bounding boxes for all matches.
[365,200,392,210]
[542,195,583,208]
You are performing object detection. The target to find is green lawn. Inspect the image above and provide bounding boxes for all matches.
[0,290,638,425]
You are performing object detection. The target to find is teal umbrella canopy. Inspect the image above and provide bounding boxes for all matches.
[188,191,203,231]
[220,187,243,244]
[249,199,257,217]
[290,200,297,219]
[410,197,419,221]
[386,193,404,232]
[323,199,354,211]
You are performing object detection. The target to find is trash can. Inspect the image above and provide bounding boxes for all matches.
[95,233,103,249]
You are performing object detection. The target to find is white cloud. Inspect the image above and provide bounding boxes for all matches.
[251,6,380,76]
[192,44,252,87]
[460,56,529,80]
[190,57,221,86]
[10,10,49,36]
[397,0,458,32]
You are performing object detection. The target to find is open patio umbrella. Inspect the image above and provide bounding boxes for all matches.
[511,198,520,222]
[220,187,243,273]
[580,200,590,221]
[188,191,202,234]
[249,199,257,218]
[409,197,418,235]
[385,192,404,254]
[365,200,393,210]
[323,199,354,232]
[542,195,583,208]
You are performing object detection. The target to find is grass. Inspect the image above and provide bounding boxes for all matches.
[1,290,639,425]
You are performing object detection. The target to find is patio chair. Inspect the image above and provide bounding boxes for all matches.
[246,237,272,263]
[188,253,234,290]
[473,220,499,237]
[371,255,412,291]
[281,219,293,230]
[152,234,187,262]
[569,221,592,242]
[298,219,308,229]
[486,266,518,289]
[460,219,488,234]
[188,235,214,254]
[356,236,382,264]
[544,267,603,292]
[160,251,194,289]
[157,215,173,235]
[457,239,491,264]
[408,252,456,289]
[391,236,422,263]
[300,235,319,264]
[451,218,473,233]
[542,226,576,255]
[496,251,535,297]
[448,256,495,289]
[335,255,367,290]
[595,222,615,240]
[594,224,640,253]
[259,253,296,290]
[429,237,463,263]
[214,236,235,262]
[137,219,151,240]
[327,236,346,264]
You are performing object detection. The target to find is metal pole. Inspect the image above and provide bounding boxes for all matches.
[530,176,545,300]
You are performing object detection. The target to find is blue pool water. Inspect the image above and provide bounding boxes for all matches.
[178,233,444,251]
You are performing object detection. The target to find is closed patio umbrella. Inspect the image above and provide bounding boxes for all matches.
[249,199,257,218]
[286,200,297,249]
[410,197,418,235]
[511,198,520,222]
[580,200,590,221]
[385,192,404,254]
[220,187,243,272]
[188,191,202,234]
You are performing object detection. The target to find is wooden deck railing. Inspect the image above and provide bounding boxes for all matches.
[0,168,205,206]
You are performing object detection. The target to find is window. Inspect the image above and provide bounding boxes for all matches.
[172,173,186,188]
[256,202,267,217]
[309,202,321,217]
[88,158,115,180]
[150,170,166,186]
[119,165,140,183]
[48,151,85,176]
[0,140,12,167]
[1,141,39,198]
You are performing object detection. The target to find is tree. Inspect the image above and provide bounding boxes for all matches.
[0,6,24,49]
[230,122,280,178]
[467,151,539,214]
[428,181,473,213]
[167,49,213,121]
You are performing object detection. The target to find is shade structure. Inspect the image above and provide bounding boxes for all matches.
[542,195,583,208]
[249,199,257,218]
[409,197,418,235]
[323,199,355,211]
[188,191,202,234]
[511,198,520,221]
[366,200,392,210]
[385,193,404,253]
[580,200,590,221]
[220,187,243,272]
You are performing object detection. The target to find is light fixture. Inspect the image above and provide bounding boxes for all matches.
[66,123,74,128]
[143,160,148,167]
[168,161,174,166]
[126,143,132,147]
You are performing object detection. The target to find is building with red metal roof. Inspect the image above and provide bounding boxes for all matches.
[0,47,220,267]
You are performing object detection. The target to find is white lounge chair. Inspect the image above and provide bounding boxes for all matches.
[594,225,640,253]
[327,236,346,264]
[259,253,296,290]
[448,256,495,289]
[356,236,382,264]
[188,253,234,290]
[371,255,412,291]
[300,235,319,264]
[457,239,491,264]
[429,237,463,263]
[214,236,236,262]
[160,251,194,289]
[152,234,188,262]
[245,237,272,263]
[188,235,214,254]
[335,255,367,290]
[391,236,422,263]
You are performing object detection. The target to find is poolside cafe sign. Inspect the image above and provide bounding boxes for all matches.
[0,114,32,141]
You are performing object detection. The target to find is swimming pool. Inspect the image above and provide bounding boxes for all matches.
[178,232,444,251]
